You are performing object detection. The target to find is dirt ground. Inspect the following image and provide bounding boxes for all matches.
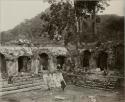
[0,85,124,102]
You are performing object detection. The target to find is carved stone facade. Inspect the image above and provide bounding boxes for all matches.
[0,46,68,79]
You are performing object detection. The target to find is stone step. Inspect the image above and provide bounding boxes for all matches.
[12,76,43,82]
[12,77,43,84]
[0,75,47,96]
[1,77,43,87]
[76,84,114,91]
[0,81,45,92]
[75,82,115,89]
[0,74,42,82]
[0,84,46,96]
[2,79,44,88]
[0,79,7,82]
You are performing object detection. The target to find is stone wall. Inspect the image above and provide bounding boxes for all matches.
[63,72,121,90]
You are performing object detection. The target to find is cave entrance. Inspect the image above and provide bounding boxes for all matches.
[0,53,7,74]
[82,50,91,67]
[18,56,31,72]
[97,51,108,71]
[39,53,49,70]
[56,56,66,70]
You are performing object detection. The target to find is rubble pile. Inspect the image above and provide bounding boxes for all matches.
[63,71,119,90]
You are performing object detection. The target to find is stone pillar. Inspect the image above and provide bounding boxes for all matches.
[31,58,40,74]
[6,59,18,77]
[15,59,18,76]
[89,53,97,69]
[0,55,2,78]
[0,56,2,94]
[48,56,56,72]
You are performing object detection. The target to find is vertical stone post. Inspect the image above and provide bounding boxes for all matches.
[31,57,40,75]
[15,59,18,76]
[48,56,56,72]
[6,59,18,77]
[0,54,2,94]
[0,54,2,78]
[89,52,97,69]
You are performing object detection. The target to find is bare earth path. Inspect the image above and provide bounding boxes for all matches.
[0,85,124,102]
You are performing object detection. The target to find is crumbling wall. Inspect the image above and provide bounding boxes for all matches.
[31,57,40,74]
[64,72,119,90]
[6,59,18,76]
[48,56,57,72]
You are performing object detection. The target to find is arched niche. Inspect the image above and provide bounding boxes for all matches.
[56,55,66,70]
[0,53,7,73]
[18,56,31,72]
[82,50,91,67]
[97,50,108,71]
[39,53,49,70]
[114,44,124,72]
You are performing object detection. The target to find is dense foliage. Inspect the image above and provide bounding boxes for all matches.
[0,14,124,44]
[40,0,110,45]
[41,1,76,45]
[0,0,124,45]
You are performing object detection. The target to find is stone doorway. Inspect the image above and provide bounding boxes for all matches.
[82,50,91,68]
[97,51,108,71]
[114,44,124,73]
[39,53,49,70]
[56,56,66,70]
[18,56,31,72]
[0,53,7,74]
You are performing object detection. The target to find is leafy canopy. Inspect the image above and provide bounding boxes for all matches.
[41,1,76,45]
[41,0,109,45]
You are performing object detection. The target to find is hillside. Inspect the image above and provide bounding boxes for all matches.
[0,12,124,46]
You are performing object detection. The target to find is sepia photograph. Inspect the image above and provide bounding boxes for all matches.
[0,0,124,102]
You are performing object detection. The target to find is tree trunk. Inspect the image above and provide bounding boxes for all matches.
[92,8,97,40]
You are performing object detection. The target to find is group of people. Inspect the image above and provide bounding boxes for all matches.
[28,55,67,91]
[42,69,66,91]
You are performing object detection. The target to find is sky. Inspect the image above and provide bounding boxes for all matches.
[0,0,124,32]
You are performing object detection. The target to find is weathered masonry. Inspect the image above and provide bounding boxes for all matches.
[65,42,124,90]
[0,47,67,77]
[0,46,68,95]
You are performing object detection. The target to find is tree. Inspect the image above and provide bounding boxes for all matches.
[74,0,110,42]
[41,0,110,67]
[41,1,76,45]
[41,0,109,45]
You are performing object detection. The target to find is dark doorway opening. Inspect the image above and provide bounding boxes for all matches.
[56,56,66,70]
[18,56,31,72]
[97,51,108,71]
[114,44,124,73]
[39,53,49,70]
[0,53,7,73]
[82,50,91,67]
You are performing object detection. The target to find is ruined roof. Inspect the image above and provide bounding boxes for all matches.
[78,41,124,55]
[38,47,68,56]
[0,46,68,59]
[0,46,33,59]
